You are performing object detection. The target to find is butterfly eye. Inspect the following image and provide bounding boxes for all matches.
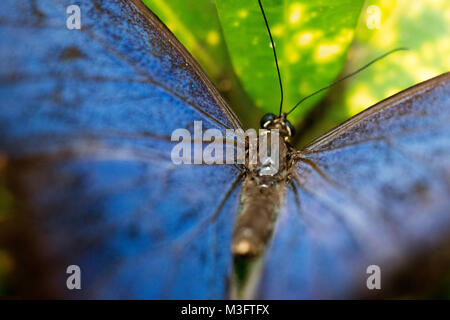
[285,119,296,137]
[260,113,277,128]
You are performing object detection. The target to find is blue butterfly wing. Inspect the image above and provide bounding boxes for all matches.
[259,73,450,298]
[0,0,242,298]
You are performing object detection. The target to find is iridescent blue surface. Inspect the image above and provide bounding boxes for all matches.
[259,74,450,298]
[0,0,241,298]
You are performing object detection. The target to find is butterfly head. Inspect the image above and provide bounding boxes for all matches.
[260,113,295,139]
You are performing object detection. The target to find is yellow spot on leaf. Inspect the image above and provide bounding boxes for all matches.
[273,25,284,37]
[403,52,419,67]
[347,85,376,115]
[296,32,314,46]
[420,42,435,61]
[380,0,394,8]
[206,31,220,46]
[412,67,439,82]
[238,9,248,19]
[408,1,423,17]
[285,42,299,60]
[289,3,304,25]
[287,47,300,63]
[315,44,342,62]
[436,37,450,67]
[373,27,396,47]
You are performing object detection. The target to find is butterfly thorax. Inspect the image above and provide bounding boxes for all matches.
[232,131,293,256]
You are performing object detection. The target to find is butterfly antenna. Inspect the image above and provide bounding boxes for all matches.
[286,47,408,116]
[258,0,284,116]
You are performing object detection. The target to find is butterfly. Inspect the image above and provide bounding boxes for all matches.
[0,0,449,299]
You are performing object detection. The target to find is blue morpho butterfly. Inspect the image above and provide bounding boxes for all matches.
[0,0,449,299]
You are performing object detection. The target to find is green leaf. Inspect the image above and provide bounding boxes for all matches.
[295,0,450,147]
[342,0,450,117]
[216,0,364,121]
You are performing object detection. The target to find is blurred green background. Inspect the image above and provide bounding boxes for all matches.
[144,0,449,147]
